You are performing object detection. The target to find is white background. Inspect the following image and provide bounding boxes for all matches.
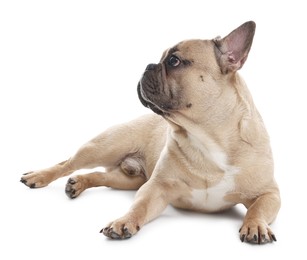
[1,0,306,259]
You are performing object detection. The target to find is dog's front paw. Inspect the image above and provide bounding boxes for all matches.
[239,219,277,244]
[20,171,49,188]
[100,216,141,240]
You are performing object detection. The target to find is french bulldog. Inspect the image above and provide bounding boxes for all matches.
[20,21,280,244]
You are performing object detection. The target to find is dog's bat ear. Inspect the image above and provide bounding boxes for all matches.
[213,21,256,74]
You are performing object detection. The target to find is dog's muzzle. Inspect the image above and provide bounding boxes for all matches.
[137,63,166,115]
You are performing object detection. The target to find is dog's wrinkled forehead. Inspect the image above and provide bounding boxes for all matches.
[160,42,193,61]
[160,40,216,66]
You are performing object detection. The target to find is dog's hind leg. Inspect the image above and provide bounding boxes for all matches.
[20,123,143,189]
[65,168,146,199]
[65,156,147,198]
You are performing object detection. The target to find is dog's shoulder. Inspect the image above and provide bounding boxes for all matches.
[234,75,270,147]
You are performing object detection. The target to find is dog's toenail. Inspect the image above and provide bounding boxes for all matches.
[68,178,76,184]
[240,234,246,242]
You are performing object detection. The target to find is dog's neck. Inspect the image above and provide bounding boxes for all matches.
[164,116,236,172]
[164,73,261,150]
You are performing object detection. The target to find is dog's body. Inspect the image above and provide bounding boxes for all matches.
[21,21,280,244]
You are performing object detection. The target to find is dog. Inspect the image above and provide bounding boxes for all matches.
[20,21,280,244]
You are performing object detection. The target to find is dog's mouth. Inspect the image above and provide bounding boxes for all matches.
[137,82,166,116]
[137,63,181,116]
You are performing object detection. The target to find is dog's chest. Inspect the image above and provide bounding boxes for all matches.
[189,173,236,212]
[185,133,238,212]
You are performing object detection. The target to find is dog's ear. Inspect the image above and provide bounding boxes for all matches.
[213,21,256,74]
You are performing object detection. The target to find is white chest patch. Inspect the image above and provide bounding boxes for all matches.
[186,133,239,211]
[190,172,237,212]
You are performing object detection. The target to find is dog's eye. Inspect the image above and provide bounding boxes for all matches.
[168,55,181,67]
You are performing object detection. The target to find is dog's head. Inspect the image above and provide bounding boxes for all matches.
[137,21,255,121]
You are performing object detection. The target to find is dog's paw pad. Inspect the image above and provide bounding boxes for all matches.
[100,227,121,239]
[101,219,138,240]
[101,226,132,240]
[65,177,85,199]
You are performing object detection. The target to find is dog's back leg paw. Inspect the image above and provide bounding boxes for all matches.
[65,176,87,199]
[20,171,49,188]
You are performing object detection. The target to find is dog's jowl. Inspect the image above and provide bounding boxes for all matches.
[21,21,280,244]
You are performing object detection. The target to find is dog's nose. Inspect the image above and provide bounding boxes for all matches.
[145,63,157,71]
